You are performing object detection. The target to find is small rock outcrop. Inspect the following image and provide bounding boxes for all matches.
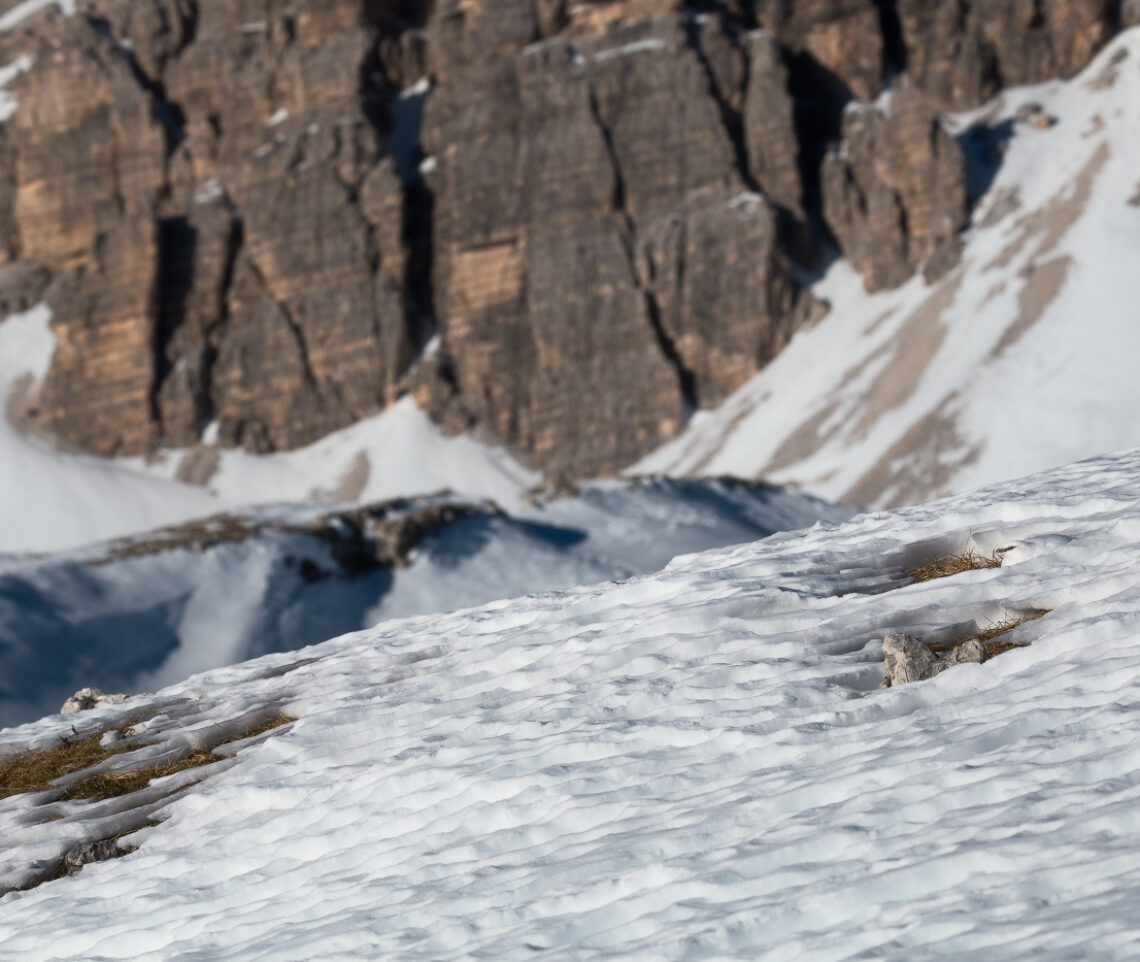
[59,838,129,876]
[60,687,132,714]
[880,633,987,687]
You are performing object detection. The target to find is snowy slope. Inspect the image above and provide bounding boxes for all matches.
[0,478,851,729]
[4,450,1140,957]
[638,28,1140,510]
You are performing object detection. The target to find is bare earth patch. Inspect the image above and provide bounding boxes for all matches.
[990,255,1072,359]
[842,395,983,509]
[984,141,1109,272]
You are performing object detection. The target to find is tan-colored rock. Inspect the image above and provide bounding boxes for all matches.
[822,75,967,292]
[0,0,1126,476]
[898,0,1119,112]
[754,0,884,101]
[424,14,815,475]
[743,30,803,217]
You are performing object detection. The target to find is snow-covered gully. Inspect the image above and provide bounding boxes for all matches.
[4,450,1140,958]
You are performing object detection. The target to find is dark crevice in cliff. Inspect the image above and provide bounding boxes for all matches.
[359,25,436,368]
[402,178,436,357]
[152,215,197,425]
[199,210,243,431]
[587,85,697,413]
[86,16,187,153]
[683,15,760,196]
[1110,0,1124,30]
[876,1,907,77]
[362,0,432,30]
[783,51,851,256]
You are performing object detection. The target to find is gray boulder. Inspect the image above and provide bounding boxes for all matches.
[60,687,131,714]
[880,633,988,687]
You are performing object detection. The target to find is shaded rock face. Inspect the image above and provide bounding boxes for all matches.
[0,0,1126,475]
[822,75,967,291]
[897,0,1121,112]
[4,1,414,456]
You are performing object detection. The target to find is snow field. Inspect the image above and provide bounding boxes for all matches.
[3,450,1140,957]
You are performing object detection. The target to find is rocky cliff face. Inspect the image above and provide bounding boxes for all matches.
[0,0,1127,475]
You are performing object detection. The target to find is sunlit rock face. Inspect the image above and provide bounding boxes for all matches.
[0,0,1125,474]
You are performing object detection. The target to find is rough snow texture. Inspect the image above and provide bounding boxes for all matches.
[637,28,1140,509]
[4,450,1140,957]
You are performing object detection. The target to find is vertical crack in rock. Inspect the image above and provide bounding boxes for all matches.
[85,15,187,153]
[245,256,322,398]
[683,13,760,196]
[84,10,202,441]
[359,23,434,371]
[876,1,907,76]
[198,209,243,429]
[586,84,697,412]
[152,214,195,424]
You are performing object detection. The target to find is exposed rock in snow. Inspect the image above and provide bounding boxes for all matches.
[58,838,128,877]
[59,689,131,715]
[880,633,988,687]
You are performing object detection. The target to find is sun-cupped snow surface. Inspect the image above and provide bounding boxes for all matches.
[5,450,1140,958]
[0,305,538,554]
[638,27,1140,510]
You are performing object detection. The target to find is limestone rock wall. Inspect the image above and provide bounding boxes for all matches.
[0,0,1127,475]
[821,76,967,292]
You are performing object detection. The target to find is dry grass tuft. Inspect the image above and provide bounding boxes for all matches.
[929,609,1048,659]
[910,548,1003,583]
[0,732,135,801]
[60,749,221,801]
[1,714,294,803]
[62,713,294,802]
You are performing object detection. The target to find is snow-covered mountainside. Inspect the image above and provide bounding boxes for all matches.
[4,450,1140,957]
[638,28,1140,509]
[0,478,850,729]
